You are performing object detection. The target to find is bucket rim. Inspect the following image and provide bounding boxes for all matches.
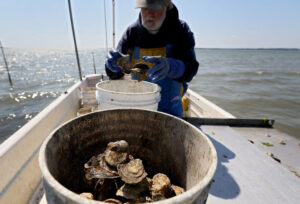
[96,80,161,95]
[39,109,218,204]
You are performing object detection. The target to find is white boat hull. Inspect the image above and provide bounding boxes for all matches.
[0,74,299,204]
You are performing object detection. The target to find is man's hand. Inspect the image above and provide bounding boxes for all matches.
[105,50,123,73]
[142,56,185,82]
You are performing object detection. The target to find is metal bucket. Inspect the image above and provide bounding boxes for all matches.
[96,80,161,111]
[39,109,217,204]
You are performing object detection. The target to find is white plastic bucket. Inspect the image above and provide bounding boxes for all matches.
[96,80,161,110]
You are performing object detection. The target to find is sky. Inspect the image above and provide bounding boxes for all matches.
[0,0,300,49]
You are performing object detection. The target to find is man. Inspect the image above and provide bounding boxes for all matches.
[106,0,199,117]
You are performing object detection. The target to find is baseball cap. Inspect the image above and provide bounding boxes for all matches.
[134,0,169,10]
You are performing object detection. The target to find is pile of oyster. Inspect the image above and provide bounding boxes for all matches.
[80,140,184,203]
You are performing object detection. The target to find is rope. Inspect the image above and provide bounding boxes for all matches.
[92,52,96,74]
[112,0,116,49]
[67,0,83,81]
[103,0,108,53]
[0,40,13,88]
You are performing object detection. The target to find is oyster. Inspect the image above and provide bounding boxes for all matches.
[103,198,122,204]
[116,178,150,200]
[124,197,151,204]
[117,55,132,74]
[131,63,149,82]
[117,159,147,184]
[79,192,94,200]
[95,179,118,201]
[151,173,172,199]
[171,184,185,196]
[107,140,129,152]
[105,140,129,167]
[128,154,135,161]
[152,194,167,202]
[145,196,153,202]
[84,154,119,180]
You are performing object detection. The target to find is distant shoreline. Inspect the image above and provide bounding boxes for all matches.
[195,48,300,50]
[3,47,300,51]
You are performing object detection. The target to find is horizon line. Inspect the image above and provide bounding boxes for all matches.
[3,47,300,51]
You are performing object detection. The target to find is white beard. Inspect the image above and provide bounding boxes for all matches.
[141,10,166,34]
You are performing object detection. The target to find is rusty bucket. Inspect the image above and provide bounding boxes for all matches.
[39,109,217,203]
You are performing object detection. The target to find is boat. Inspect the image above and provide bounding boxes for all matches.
[1,0,300,202]
[0,74,300,204]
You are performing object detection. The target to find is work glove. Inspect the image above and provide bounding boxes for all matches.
[143,56,185,82]
[105,50,123,73]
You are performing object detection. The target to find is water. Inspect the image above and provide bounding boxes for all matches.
[0,48,299,144]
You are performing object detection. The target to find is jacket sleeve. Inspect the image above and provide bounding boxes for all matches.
[173,21,199,83]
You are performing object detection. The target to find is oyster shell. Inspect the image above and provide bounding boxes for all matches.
[103,198,122,204]
[124,197,150,204]
[171,184,185,196]
[116,178,150,200]
[95,179,118,201]
[152,194,167,202]
[104,149,128,167]
[84,154,119,180]
[117,55,131,74]
[107,140,129,152]
[117,159,147,184]
[105,140,129,167]
[131,63,149,82]
[151,173,172,199]
[145,196,153,202]
[79,192,94,200]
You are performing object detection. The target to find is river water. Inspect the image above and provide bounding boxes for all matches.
[0,48,299,143]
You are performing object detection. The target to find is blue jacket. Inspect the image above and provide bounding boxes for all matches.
[106,4,199,83]
[105,4,199,116]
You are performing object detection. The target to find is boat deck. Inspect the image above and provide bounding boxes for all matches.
[198,125,300,203]
[232,126,300,177]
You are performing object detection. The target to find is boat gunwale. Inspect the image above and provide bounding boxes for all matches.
[0,79,83,200]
